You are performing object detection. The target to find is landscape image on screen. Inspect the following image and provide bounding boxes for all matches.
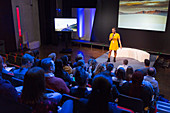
[54,18,77,32]
[118,0,169,31]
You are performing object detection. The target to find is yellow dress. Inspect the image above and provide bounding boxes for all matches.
[109,33,120,50]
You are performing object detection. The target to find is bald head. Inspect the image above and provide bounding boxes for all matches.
[147,67,156,77]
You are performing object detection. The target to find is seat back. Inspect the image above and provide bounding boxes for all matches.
[15,56,22,66]
[2,72,14,82]
[118,94,144,113]
[11,77,23,87]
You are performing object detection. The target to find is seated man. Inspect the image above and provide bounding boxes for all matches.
[0,55,18,101]
[140,59,150,76]
[41,58,70,94]
[144,67,159,95]
[117,59,128,71]
[14,53,34,80]
[70,66,91,98]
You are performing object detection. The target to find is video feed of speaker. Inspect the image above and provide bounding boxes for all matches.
[118,0,169,32]
[54,18,77,32]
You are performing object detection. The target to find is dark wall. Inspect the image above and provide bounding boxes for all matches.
[91,0,170,54]
[38,0,56,45]
[0,0,17,53]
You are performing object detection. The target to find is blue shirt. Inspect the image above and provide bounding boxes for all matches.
[14,68,28,80]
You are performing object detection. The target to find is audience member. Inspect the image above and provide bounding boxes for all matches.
[117,59,128,70]
[0,55,18,101]
[140,59,150,76]
[70,66,91,98]
[100,63,115,77]
[48,53,56,61]
[61,55,73,74]
[120,72,153,108]
[20,67,61,113]
[93,63,106,78]
[144,67,159,95]
[54,59,73,85]
[125,66,134,81]
[41,58,70,94]
[73,53,84,68]
[112,67,126,87]
[14,53,34,80]
[32,50,41,67]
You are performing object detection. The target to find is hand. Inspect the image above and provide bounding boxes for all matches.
[120,45,122,49]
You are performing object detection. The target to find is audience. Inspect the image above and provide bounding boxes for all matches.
[48,53,56,61]
[1,49,161,113]
[144,67,159,95]
[14,53,34,80]
[120,72,153,108]
[70,66,91,98]
[61,55,73,75]
[0,55,18,101]
[20,67,60,113]
[54,59,73,86]
[140,59,150,76]
[117,59,128,70]
[60,74,122,113]
[41,58,70,94]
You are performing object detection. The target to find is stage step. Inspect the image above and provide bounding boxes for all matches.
[157,101,170,113]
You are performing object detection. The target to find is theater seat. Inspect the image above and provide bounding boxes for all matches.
[118,94,144,113]
[11,77,23,87]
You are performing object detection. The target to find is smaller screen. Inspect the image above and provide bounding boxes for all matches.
[54,18,77,32]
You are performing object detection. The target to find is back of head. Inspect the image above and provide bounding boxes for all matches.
[132,72,143,86]
[135,69,144,76]
[94,63,106,75]
[75,66,88,86]
[32,50,39,58]
[125,66,133,81]
[54,59,63,76]
[22,53,34,66]
[75,53,83,62]
[144,59,150,67]
[147,67,156,77]
[130,72,144,98]
[116,67,125,80]
[22,67,45,104]
[48,53,56,61]
[61,55,68,66]
[41,58,54,73]
[25,51,34,56]
[123,59,128,65]
[106,63,114,71]
[87,74,112,113]
[77,59,85,67]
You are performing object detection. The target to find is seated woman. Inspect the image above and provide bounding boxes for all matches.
[92,63,106,78]
[119,72,153,108]
[20,67,62,113]
[61,55,73,75]
[70,66,91,98]
[112,67,126,88]
[54,59,73,86]
[60,74,122,113]
[125,66,134,82]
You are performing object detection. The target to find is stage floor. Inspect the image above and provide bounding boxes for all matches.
[96,51,157,71]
